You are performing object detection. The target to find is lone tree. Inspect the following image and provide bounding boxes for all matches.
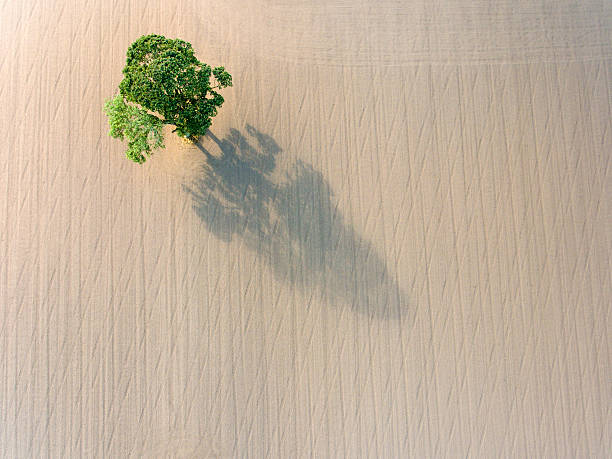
[104,34,232,163]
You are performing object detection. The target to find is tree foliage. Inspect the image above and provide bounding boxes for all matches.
[104,94,164,164]
[105,34,233,163]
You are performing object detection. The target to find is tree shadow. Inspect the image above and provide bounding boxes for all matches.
[183,125,409,319]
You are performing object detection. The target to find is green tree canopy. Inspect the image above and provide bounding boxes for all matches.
[105,34,233,163]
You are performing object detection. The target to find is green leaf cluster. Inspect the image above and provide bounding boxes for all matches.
[104,94,164,164]
[105,34,233,163]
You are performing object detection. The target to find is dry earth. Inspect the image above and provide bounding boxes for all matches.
[1,0,610,457]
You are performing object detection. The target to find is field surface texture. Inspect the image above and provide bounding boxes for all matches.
[1,0,610,457]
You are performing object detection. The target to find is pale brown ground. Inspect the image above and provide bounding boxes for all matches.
[1,1,610,457]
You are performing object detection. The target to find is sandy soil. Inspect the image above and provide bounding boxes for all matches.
[1,0,610,457]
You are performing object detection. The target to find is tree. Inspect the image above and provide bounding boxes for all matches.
[104,34,233,163]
